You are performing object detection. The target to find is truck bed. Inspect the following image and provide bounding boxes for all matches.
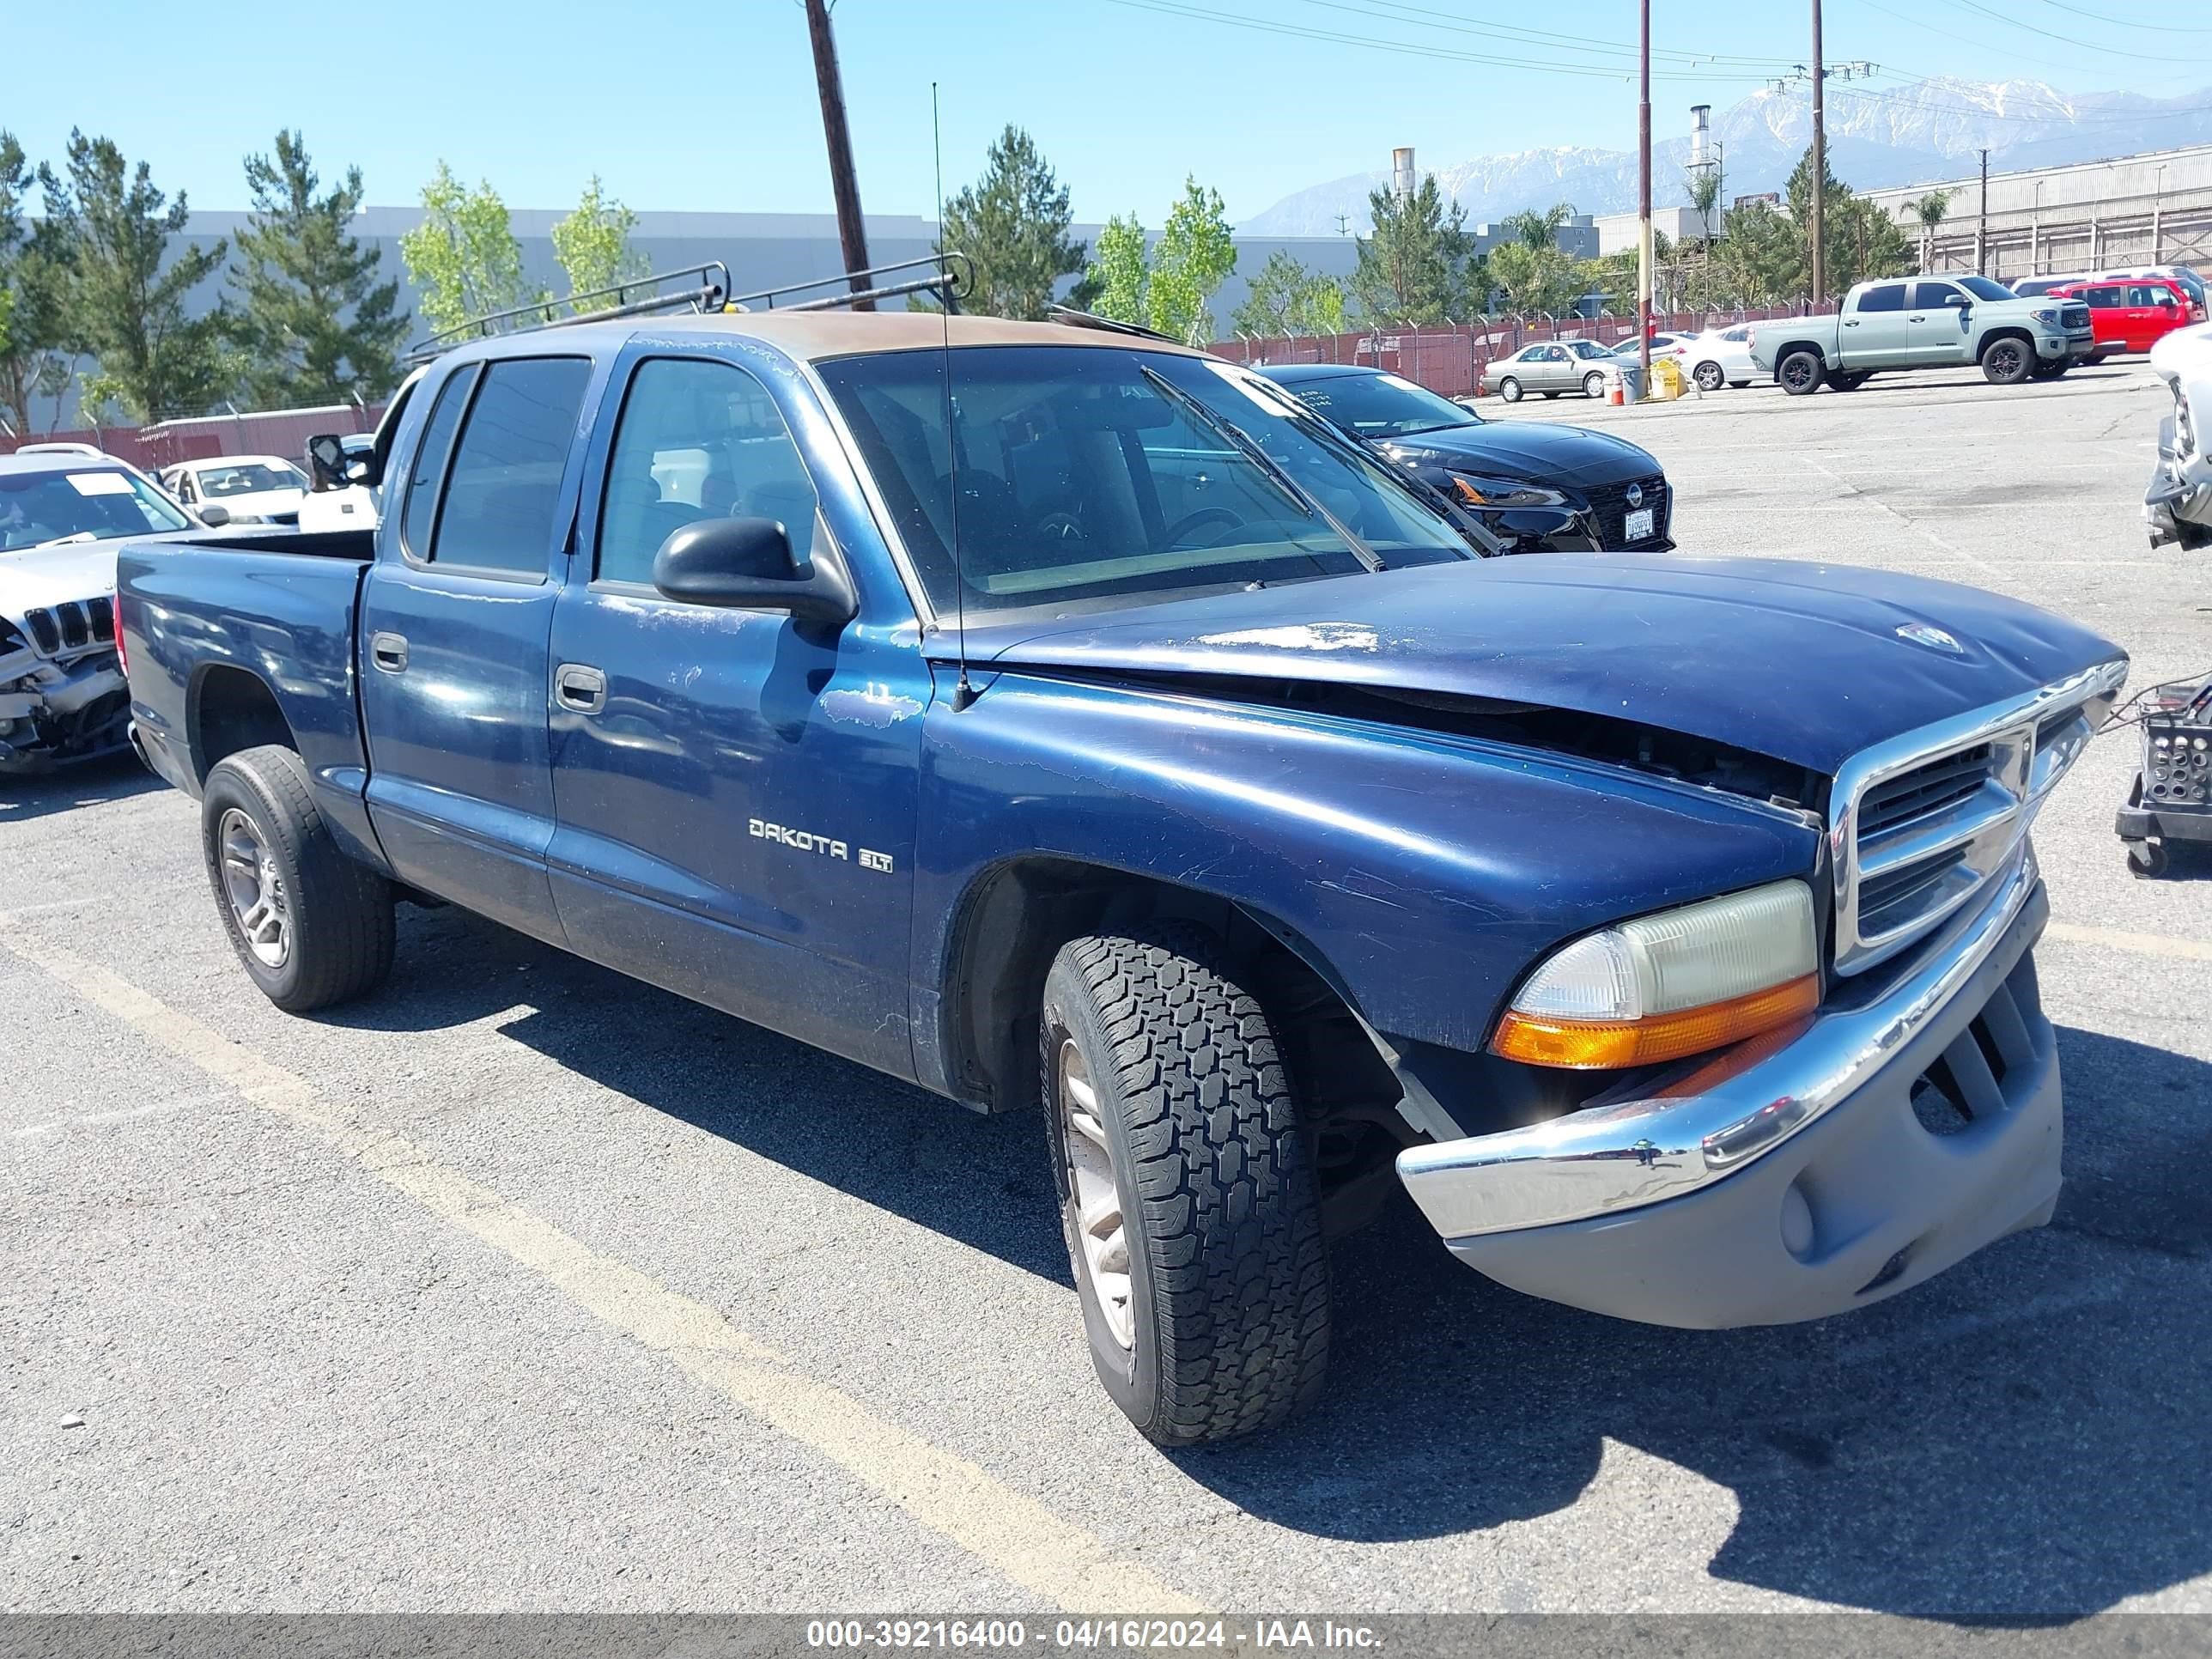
[116,533,380,861]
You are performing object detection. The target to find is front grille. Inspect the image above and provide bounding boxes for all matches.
[21,601,111,658]
[1859,744,1995,842]
[1834,663,2124,975]
[1583,475,1668,548]
[2061,303,2091,331]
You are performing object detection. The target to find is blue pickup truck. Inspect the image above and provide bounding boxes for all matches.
[118,305,2128,1446]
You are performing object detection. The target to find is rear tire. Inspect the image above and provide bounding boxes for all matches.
[1693,361,1725,392]
[1040,925,1330,1446]
[1778,349,1826,395]
[1982,337,2033,385]
[200,744,395,1012]
[1498,376,1523,403]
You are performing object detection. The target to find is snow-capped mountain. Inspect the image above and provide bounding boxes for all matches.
[1239,77,2212,234]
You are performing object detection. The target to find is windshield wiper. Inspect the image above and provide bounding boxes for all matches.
[21,532,99,552]
[1137,364,1385,572]
[1263,399,1504,558]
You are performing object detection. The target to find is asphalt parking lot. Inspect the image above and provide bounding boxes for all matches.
[5,360,2210,1625]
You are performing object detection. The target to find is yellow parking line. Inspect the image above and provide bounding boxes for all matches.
[2045,921,2212,963]
[0,921,1204,1615]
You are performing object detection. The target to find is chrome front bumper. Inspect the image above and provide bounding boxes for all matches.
[1397,849,2058,1326]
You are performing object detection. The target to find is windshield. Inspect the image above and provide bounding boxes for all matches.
[197,461,307,498]
[0,466,192,551]
[1960,276,2015,301]
[1274,371,1478,440]
[817,345,1474,619]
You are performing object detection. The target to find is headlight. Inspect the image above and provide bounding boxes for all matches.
[2030,308,2058,326]
[1452,475,1569,509]
[1491,879,1820,1069]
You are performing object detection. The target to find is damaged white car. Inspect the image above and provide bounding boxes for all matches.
[1,450,196,774]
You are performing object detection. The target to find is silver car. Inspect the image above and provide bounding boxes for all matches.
[1684,325,1759,392]
[1481,338,1615,402]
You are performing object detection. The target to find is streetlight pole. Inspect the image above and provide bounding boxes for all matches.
[1810,0,1826,309]
[1638,0,1651,384]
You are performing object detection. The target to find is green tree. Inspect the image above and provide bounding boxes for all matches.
[399,162,541,340]
[38,131,230,422]
[227,130,407,406]
[1231,249,1346,337]
[1487,242,1583,316]
[1349,175,1479,325]
[1911,189,1953,273]
[1085,212,1148,325]
[1501,202,1576,252]
[1713,198,1802,307]
[935,125,1086,320]
[1146,178,1237,344]
[552,175,647,314]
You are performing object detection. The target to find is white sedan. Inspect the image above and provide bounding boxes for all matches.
[159,454,311,526]
[1682,325,1759,392]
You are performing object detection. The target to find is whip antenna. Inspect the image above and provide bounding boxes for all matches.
[934,82,975,712]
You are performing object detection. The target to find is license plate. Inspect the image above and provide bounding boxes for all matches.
[1625,507,1655,542]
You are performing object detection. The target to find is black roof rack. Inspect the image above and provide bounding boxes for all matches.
[404,262,733,362]
[730,252,971,314]
[403,252,974,364]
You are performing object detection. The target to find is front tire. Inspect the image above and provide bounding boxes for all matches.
[201,744,395,1012]
[1498,376,1523,403]
[1583,370,1607,399]
[1982,337,2033,385]
[1778,349,1825,395]
[1041,926,1330,1446]
[1693,361,1725,392]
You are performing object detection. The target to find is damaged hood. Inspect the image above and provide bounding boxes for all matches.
[953,555,2126,776]
[0,541,119,624]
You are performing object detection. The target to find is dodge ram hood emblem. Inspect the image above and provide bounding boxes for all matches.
[1895,621,1965,654]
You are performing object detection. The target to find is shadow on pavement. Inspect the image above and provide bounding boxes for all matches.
[0,753,161,825]
[332,908,2212,1618]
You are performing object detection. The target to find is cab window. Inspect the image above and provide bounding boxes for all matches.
[596,356,819,588]
[1857,284,1906,313]
[1912,282,1965,310]
[427,356,592,577]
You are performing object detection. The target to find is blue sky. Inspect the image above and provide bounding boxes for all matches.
[9,0,2212,225]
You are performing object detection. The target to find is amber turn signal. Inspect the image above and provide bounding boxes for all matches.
[1491,973,1822,1071]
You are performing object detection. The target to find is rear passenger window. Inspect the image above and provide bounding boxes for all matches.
[1858,284,1906,312]
[596,357,819,587]
[428,357,592,576]
[400,363,479,559]
[2084,286,2126,308]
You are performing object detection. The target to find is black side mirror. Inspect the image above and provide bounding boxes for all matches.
[196,504,232,528]
[652,515,857,624]
[307,432,374,491]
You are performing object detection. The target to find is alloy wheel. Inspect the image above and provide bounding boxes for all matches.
[217,807,290,969]
[1056,1037,1134,1350]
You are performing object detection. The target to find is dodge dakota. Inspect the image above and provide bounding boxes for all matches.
[1751,276,2097,392]
[118,307,2127,1445]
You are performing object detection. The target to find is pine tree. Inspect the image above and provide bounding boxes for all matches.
[39,131,229,422]
[935,126,1086,321]
[228,131,407,405]
[1349,175,1479,326]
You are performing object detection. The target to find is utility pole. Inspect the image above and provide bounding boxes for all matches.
[805,0,874,309]
[1810,0,1825,310]
[1638,0,1651,384]
[1977,148,1989,273]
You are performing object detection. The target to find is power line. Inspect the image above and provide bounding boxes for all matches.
[1280,0,1807,70]
[1096,0,1784,81]
[1934,0,2212,63]
[2024,0,2212,33]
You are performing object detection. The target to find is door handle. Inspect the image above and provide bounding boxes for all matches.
[369,631,408,673]
[555,662,608,714]
[1909,313,1926,321]
[1843,319,1858,327]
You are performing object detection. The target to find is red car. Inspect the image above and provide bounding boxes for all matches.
[2048,276,2203,356]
